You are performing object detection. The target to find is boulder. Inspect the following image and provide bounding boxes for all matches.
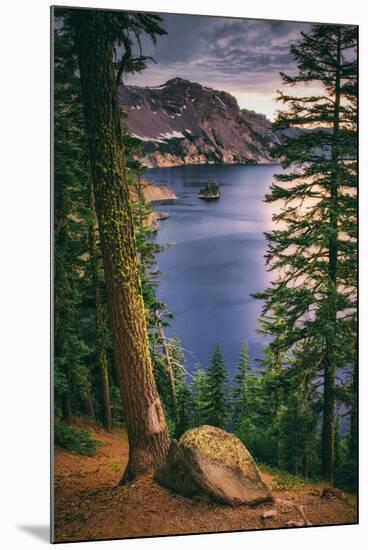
[144,211,160,232]
[156,211,170,221]
[155,425,273,506]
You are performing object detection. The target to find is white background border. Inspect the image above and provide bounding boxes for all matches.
[1,0,366,548]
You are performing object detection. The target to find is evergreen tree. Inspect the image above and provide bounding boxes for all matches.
[54,25,96,426]
[175,382,193,437]
[256,301,289,373]
[256,304,291,466]
[276,356,321,477]
[237,367,282,466]
[54,11,176,453]
[205,345,230,429]
[67,8,170,481]
[232,345,261,457]
[192,363,208,427]
[233,342,251,427]
[170,336,193,437]
[348,350,358,481]
[54,23,117,435]
[255,24,357,483]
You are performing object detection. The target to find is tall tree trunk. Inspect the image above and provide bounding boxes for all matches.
[82,394,95,421]
[72,11,169,481]
[349,353,357,463]
[321,353,335,482]
[62,392,72,425]
[88,182,112,432]
[321,28,341,484]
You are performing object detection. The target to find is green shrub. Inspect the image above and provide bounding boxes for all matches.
[54,421,100,456]
[271,469,306,491]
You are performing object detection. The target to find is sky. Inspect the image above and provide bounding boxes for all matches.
[126,14,312,120]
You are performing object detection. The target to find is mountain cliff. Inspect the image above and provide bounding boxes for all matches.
[118,78,276,167]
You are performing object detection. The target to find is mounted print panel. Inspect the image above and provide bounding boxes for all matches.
[52,5,358,543]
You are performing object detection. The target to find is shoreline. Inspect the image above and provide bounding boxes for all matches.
[144,161,282,172]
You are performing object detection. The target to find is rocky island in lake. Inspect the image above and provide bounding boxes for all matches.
[198,181,221,199]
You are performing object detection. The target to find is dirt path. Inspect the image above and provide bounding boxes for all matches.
[53,427,357,543]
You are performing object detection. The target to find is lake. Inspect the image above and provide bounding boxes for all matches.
[145,163,284,376]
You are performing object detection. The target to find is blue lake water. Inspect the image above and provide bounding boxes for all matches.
[145,163,284,376]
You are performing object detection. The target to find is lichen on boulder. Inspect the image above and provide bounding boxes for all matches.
[155,425,273,506]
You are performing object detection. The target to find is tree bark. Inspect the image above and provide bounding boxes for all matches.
[62,393,72,425]
[72,11,169,481]
[82,394,95,421]
[88,182,112,432]
[349,353,357,462]
[321,28,341,484]
[321,353,335,482]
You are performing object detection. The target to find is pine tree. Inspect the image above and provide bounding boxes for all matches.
[192,363,208,427]
[54,25,97,427]
[175,383,193,437]
[170,336,193,437]
[255,24,357,483]
[53,22,118,436]
[276,354,321,477]
[232,343,264,457]
[233,342,251,427]
[66,8,170,481]
[205,345,230,429]
[256,301,289,373]
[54,11,178,453]
[241,367,283,466]
[256,303,291,466]
[349,352,358,471]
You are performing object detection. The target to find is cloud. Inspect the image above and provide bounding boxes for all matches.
[126,13,311,118]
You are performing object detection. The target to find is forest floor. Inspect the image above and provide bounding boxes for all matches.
[53,425,357,543]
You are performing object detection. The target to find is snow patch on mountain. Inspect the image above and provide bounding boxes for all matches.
[118,78,276,167]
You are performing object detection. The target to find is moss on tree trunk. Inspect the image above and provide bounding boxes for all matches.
[72,10,169,481]
[88,182,112,432]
